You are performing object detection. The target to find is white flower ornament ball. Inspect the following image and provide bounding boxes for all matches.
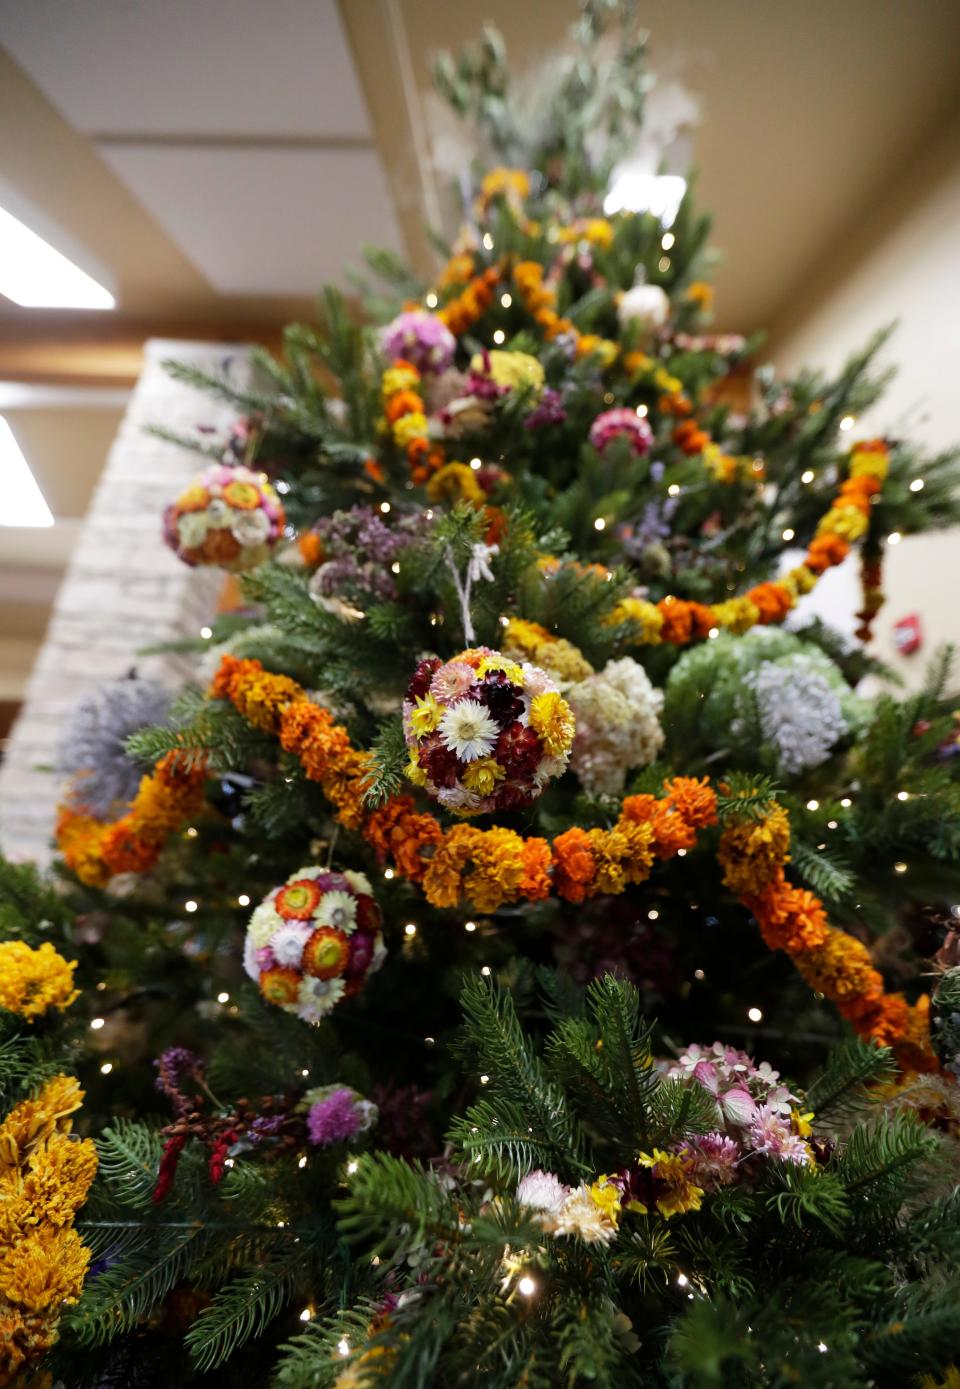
[244,867,385,1023]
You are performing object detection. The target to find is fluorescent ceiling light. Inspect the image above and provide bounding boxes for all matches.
[0,416,54,526]
[0,205,115,310]
[603,171,687,227]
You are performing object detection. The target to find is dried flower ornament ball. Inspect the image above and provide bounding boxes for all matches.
[589,407,654,456]
[244,867,385,1023]
[403,647,575,815]
[163,463,285,571]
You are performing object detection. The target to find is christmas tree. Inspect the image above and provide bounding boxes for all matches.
[4,4,960,1384]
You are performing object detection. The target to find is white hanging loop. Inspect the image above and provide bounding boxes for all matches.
[444,542,499,645]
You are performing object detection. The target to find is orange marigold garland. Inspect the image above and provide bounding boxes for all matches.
[55,653,935,1069]
[57,751,208,888]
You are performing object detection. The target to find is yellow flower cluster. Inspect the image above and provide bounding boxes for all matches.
[502,617,595,683]
[717,802,791,896]
[0,1075,97,1379]
[0,941,78,1019]
[470,349,545,395]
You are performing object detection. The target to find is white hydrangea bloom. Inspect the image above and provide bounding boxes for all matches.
[746,660,846,775]
[566,656,664,796]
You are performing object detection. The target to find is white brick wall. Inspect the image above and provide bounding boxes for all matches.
[0,339,252,863]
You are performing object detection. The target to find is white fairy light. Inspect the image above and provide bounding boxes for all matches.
[839,415,855,431]
[648,909,659,921]
[887,531,901,545]
[299,1306,313,1322]
[897,790,909,801]
[782,528,795,541]
[200,626,213,639]
[594,517,607,531]
[337,1336,350,1355]
[380,501,391,514]
[894,861,907,874]
[347,1160,359,1175]
[708,627,719,639]
[910,478,924,492]
[404,923,417,937]
[480,966,491,977]
[465,920,477,932]
[501,292,512,307]
[806,800,819,811]
[748,1007,763,1023]
[801,469,815,484]
[217,992,229,1004]
[482,232,494,250]
[185,900,198,913]
[100,1062,113,1074]
[518,1275,537,1296]
[493,329,506,344]
[840,797,852,808]
[425,292,438,308]
[90,1017,105,1030]
[667,483,680,496]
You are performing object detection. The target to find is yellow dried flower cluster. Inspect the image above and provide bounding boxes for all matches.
[0,1074,97,1379]
[0,940,78,1019]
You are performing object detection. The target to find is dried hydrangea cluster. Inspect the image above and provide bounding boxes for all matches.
[565,657,664,796]
[244,866,386,1023]
[745,658,848,775]
[403,647,575,815]
[163,462,285,571]
[515,1042,814,1247]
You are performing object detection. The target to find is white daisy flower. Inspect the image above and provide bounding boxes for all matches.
[232,508,271,546]
[315,888,357,934]
[438,700,499,762]
[271,922,312,968]
[294,975,345,1022]
[343,869,373,896]
[207,498,234,529]
[177,511,211,549]
[247,901,284,948]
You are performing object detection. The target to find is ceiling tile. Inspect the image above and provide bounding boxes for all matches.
[0,0,370,139]
[96,144,402,295]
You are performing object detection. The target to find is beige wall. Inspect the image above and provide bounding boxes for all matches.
[770,108,960,689]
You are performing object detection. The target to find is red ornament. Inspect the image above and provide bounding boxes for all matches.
[893,613,923,656]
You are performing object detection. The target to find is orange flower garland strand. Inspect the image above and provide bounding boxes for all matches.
[57,750,208,888]
[55,654,935,1070]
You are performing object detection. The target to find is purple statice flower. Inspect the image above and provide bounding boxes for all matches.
[154,1047,204,1119]
[589,408,653,457]
[380,310,456,373]
[306,1087,363,1146]
[524,387,567,430]
[249,1114,286,1144]
[59,677,172,818]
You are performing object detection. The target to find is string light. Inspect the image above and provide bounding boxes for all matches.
[667,483,680,496]
[186,826,198,839]
[801,469,815,484]
[424,1036,435,1046]
[337,1337,350,1355]
[185,900,198,913]
[636,403,648,417]
[782,528,795,542]
[500,292,512,308]
[299,1306,313,1322]
[480,965,492,977]
[90,1017,105,1030]
[216,991,229,1004]
[301,1068,310,1077]
[347,1160,359,1175]
[482,232,494,250]
[404,923,417,937]
[887,531,901,545]
[708,627,719,639]
[493,329,506,344]
[100,1061,113,1074]
[806,800,819,811]
[200,626,212,639]
[469,456,482,469]
[839,415,855,431]
[910,478,924,492]
[298,1155,307,1168]
[518,1275,537,1296]
[661,232,675,250]
[676,1272,689,1287]
[465,920,477,932]
[425,292,438,308]
[648,909,659,921]
[480,1074,490,1085]
[383,868,395,880]
[594,517,607,531]
[818,1342,828,1353]
[391,560,401,573]
[694,968,705,981]
[748,1006,763,1023]
[827,820,838,829]
[897,790,909,801]
[658,256,671,272]
[677,848,687,857]
[894,861,907,874]
[840,797,852,808]
[380,501,391,514]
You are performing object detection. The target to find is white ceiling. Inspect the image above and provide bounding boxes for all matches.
[97,144,401,295]
[0,0,371,138]
[0,0,401,300]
